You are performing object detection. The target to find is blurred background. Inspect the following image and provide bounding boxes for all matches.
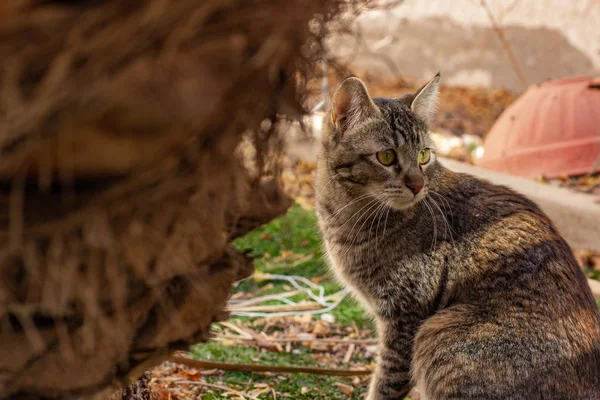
[338,0,600,91]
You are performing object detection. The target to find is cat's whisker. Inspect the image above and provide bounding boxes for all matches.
[345,199,382,246]
[329,200,378,243]
[368,203,387,261]
[353,202,385,261]
[341,199,383,260]
[427,199,438,254]
[326,192,377,223]
[316,172,341,196]
[430,190,454,226]
[334,190,388,221]
[366,203,380,261]
[381,204,392,239]
[329,196,381,241]
[429,196,455,248]
[329,189,388,220]
[366,204,380,262]
[426,196,449,240]
[428,191,447,214]
[374,201,389,249]
[422,198,437,254]
[429,191,458,250]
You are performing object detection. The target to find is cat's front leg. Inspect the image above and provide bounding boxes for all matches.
[366,350,412,400]
[366,319,416,400]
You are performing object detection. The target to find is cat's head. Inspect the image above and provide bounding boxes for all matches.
[320,74,440,210]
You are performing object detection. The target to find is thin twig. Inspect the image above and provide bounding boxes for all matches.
[229,301,324,313]
[214,334,377,345]
[480,0,526,89]
[170,356,373,376]
[343,343,356,364]
[217,321,255,340]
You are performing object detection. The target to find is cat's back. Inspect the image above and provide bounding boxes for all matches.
[437,168,554,232]
[414,167,600,399]
[439,168,597,312]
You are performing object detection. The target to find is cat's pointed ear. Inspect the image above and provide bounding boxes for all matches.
[411,72,440,125]
[331,77,379,134]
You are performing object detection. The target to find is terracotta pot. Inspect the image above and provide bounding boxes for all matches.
[475,76,600,178]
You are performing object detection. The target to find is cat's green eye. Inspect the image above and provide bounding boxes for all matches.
[376,149,397,166]
[418,148,431,165]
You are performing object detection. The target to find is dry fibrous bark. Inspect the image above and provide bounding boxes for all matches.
[115,371,152,400]
[0,0,387,397]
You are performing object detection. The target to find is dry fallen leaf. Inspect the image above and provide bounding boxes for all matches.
[155,389,171,400]
[180,369,201,381]
[334,382,354,396]
[274,250,295,262]
[293,314,313,325]
[312,320,330,337]
[310,341,330,352]
[256,333,283,352]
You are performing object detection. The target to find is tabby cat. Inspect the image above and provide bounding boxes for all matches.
[314,74,600,399]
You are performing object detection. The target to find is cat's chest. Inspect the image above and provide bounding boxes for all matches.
[323,235,413,288]
[323,236,444,316]
[323,239,379,311]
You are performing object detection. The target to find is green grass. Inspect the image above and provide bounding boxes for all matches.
[188,205,372,399]
[234,205,322,261]
[232,205,371,327]
[191,342,367,399]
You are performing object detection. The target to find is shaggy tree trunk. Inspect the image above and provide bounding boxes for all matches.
[0,0,367,397]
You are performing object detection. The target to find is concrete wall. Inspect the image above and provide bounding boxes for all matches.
[331,0,600,91]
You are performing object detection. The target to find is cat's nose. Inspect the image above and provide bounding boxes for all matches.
[405,170,424,195]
